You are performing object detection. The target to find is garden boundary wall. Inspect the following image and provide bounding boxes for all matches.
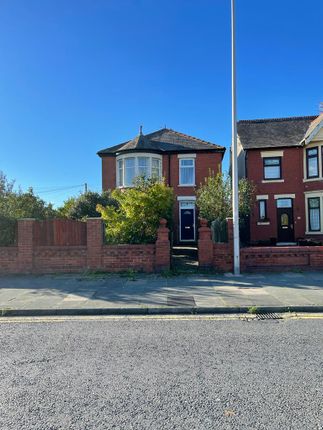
[0,218,170,274]
[198,218,323,272]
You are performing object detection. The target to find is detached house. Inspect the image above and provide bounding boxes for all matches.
[98,127,225,243]
[238,114,323,244]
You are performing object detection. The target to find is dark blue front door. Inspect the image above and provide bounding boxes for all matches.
[180,208,194,241]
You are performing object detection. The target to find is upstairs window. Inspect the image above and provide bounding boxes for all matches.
[152,158,161,179]
[116,154,162,187]
[138,157,150,177]
[263,157,281,180]
[179,158,195,185]
[258,200,267,220]
[306,147,319,178]
[308,197,321,232]
[124,157,136,187]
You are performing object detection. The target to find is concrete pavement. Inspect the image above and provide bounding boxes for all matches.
[1,271,323,315]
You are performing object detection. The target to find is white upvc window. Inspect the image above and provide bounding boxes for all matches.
[179,158,195,186]
[152,157,161,179]
[303,143,323,181]
[124,157,135,187]
[116,153,162,187]
[305,192,323,234]
[308,197,321,231]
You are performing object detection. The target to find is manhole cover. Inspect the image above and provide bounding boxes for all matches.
[167,295,196,307]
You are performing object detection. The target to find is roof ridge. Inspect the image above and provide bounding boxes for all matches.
[238,115,318,124]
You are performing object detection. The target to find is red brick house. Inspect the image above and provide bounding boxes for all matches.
[98,128,225,243]
[237,114,323,244]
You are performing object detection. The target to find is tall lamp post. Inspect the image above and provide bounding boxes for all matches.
[231,0,240,274]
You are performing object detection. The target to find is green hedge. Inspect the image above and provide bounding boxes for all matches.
[0,216,17,246]
[211,218,228,243]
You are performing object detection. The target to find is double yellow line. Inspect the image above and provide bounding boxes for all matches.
[0,313,322,324]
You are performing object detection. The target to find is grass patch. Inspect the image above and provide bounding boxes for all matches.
[247,306,259,315]
[119,269,138,281]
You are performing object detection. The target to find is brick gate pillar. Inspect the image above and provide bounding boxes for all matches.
[17,218,35,273]
[155,219,170,271]
[198,218,213,267]
[87,218,103,270]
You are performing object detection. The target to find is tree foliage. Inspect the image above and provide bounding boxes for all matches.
[0,188,57,220]
[57,191,118,220]
[97,177,174,244]
[196,172,256,224]
[0,171,57,245]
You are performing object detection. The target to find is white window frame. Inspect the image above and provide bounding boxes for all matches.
[305,191,323,234]
[116,153,162,187]
[179,158,195,186]
[303,142,323,182]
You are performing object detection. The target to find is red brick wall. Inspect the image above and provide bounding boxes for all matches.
[33,247,87,273]
[102,245,155,272]
[0,247,19,273]
[198,218,323,272]
[102,156,116,190]
[0,219,170,274]
[240,246,323,271]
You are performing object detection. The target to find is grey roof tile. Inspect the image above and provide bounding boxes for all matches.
[98,128,225,155]
[237,116,318,150]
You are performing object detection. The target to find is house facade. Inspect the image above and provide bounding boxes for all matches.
[238,114,323,244]
[98,128,225,243]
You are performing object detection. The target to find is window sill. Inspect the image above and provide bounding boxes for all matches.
[261,179,284,183]
[257,221,270,225]
[303,177,322,182]
[178,184,196,187]
[305,231,323,235]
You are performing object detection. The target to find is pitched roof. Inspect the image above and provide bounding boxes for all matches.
[237,115,318,150]
[97,128,225,156]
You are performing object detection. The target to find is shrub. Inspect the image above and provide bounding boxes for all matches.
[196,172,256,223]
[97,177,174,244]
[58,191,118,220]
[0,215,17,246]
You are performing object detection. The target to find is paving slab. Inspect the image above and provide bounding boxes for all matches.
[0,272,323,315]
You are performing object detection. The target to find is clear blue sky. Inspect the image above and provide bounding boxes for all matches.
[1,0,322,207]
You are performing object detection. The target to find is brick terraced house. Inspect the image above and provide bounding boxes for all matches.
[238,114,323,244]
[98,127,225,244]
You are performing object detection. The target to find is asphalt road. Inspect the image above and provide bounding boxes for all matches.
[0,317,322,430]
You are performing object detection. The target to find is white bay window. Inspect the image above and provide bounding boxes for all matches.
[116,153,162,187]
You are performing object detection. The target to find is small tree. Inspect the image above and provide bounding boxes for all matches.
[0,172,58,245]
[196,172,255,224]
[2,188,57,219]
[97,177,174,244]
[57,191,118,220]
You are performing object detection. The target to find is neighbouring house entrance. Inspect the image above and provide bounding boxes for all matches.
[179,201,195,242]
[277,198,294,243]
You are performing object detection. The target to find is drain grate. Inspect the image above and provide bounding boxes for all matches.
[255,312,282,320]
[167,295,196,307]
